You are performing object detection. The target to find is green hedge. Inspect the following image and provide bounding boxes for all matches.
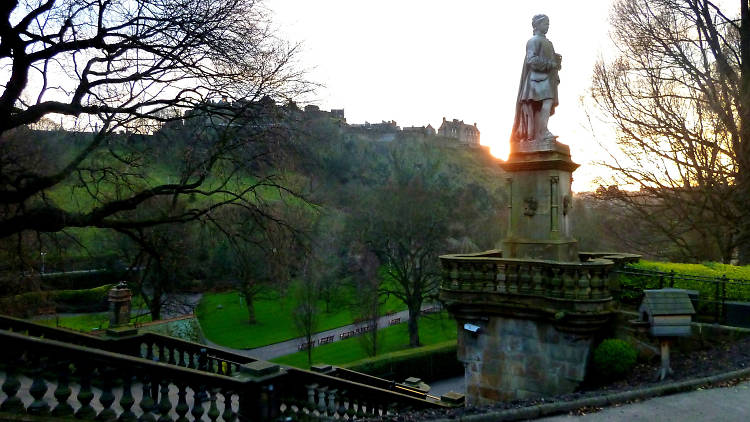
[0,284,112,317]
[40,270,123,290]
[618,261,750,308]
[342,340,462,382]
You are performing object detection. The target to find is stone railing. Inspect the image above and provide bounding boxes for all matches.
[440,253,614,300]
[0,314,251,377]
[0,317,453,421]
[439,251,617,333]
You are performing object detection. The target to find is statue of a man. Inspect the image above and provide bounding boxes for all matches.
[511,14,562,143]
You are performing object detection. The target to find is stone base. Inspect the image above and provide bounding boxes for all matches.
[457,316,593,406]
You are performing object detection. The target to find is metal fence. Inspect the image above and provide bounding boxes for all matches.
[614,267,750,325]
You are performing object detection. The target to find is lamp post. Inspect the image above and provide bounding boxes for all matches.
[40,251,47,274]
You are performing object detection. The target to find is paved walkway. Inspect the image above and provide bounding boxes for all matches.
[539,381,750,421]
[203,304,441,361]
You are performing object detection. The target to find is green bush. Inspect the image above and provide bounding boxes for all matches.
[0,284,112,317]
[342,340,462,382]
[592,339,637,379]
[53,284,112,313]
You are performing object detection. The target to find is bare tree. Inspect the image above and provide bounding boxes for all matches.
[591,0,750,263]
[293,268,319,367]
[347,242,383,357]
[354,182,447,347]
[0,0,309,240]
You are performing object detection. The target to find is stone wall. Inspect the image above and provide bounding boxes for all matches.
[458,316,593,406]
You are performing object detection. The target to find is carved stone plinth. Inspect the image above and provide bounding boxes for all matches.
[500,140,579,262]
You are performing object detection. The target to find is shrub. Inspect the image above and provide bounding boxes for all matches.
[592,339,637,379]
[0,284,112,317]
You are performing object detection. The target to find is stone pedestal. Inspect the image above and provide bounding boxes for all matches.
[457,316,591,406]
[439,138,617,404]
[500,140,579,261]
[108,282,132,328]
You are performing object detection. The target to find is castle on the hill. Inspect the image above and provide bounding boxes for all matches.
[177,98,481,147]
[437,117,480,147]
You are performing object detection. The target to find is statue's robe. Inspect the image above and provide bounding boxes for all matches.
[510,34,560,143]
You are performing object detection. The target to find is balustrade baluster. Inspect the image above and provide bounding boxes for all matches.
[138,375,156,422]
[118,375,136,422]
[355,397,366,419]
[562,269,576,298]
[361,400,371,418]
[317,386,330,417]
[518,265,532,293]
[75,364,97,420]
[52,360,74,417]
[506,264,518,293]
[207,389,220,422]
[156,344,164,364]
[97,368,117,421]
[175,383,189,422]
[336,390,347,419]
[191,385,207,422]
[305,384,318,407]
[27,356,50,415]
[532,265,544,295]
[156,380,172,422]
[345,394,356,420]
[577,269,591,299]
[326,388,337,417]
[590,269,604,299]
[0,352,24,413]
[550,267,562,297]
[496,264,506,292]
[146,342,154,361]
[222,390,237,422]
[449,262,459,289]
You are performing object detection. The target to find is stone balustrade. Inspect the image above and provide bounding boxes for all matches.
[0,316,452,421]
[440,253,614,300]
[439,251,616,333]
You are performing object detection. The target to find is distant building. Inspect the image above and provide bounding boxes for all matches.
[349,120,400,132]
[403,124,436,136]
[330,109,345,120]
[438,117,480,146]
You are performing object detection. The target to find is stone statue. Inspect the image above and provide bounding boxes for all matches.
[511,14,562,143]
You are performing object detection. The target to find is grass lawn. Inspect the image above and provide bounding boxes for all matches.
[196,290,407,349]
[34,311,152,332]
[270,312,457,369]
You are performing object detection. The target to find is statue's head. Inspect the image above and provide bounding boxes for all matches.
[532,14,549,34]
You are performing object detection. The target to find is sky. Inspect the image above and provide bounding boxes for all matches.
[265,0,617,191]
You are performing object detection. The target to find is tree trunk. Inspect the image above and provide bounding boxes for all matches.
[407,307,420,347]
[246,295,256,324]
[150,282,162,321]
[306,334,313,366]
[738,0,750,265]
